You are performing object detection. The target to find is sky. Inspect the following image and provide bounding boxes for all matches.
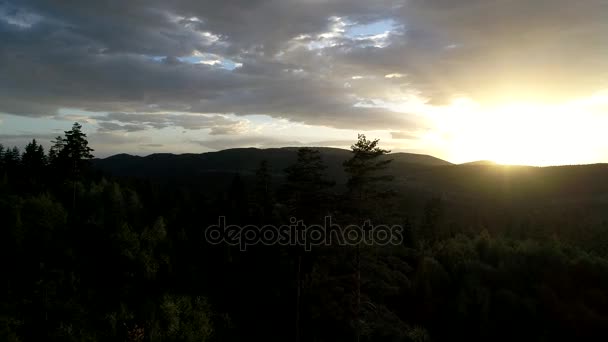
[1,0,607,165]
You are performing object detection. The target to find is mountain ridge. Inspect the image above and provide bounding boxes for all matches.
[97,146,452,165]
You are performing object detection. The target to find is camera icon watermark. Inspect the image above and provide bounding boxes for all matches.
[204,216,403,251]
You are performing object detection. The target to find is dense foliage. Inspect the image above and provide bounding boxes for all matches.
[2,124,608,341]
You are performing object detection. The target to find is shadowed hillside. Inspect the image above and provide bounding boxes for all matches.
[94,149,608,241]
[93,149,608,206]
[93,147,451,183]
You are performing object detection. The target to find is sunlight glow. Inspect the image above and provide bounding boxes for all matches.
[430,93,608,166]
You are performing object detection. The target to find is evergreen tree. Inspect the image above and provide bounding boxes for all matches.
[1,147,22,190]
[22,139,47,192]
[48,135,65,166]
[49,122,94,208]
[2,146,21,171]
[343,134,393,342]
[49,122,94,176]
[343,134,393,206]
[22,139,46,169]
[62,122,95,177]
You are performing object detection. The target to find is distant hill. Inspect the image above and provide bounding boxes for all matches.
[460,160,498,166]
[92,147,452,183]
[92,148,608,218]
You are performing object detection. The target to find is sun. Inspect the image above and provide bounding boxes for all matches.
[429,95,608,166]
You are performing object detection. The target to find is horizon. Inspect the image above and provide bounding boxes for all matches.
[2,1,608,166]
[93,145,608,168]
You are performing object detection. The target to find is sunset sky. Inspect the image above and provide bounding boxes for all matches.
[1,0,607,165]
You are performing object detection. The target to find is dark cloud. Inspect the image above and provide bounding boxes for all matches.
[389,0,608,103]
[280,1,608,104]
[1,0,606,132]
[96,112,247,134]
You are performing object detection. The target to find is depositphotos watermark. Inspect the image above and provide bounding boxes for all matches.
[205,216,403,251]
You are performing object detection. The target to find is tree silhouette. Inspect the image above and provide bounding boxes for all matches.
[48,135,65,166]
[63,122,94,175]
[49,122,94,208]
[2,146,21,172]
[22,139,46,169]
[343,134,393,342]
[343,134,393,202]
[21,139,47,192]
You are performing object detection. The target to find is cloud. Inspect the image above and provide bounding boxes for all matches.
[389,0,608,103]
[390,131,417,140]
[96,113,249,134]
[0,0,419,131]
[88,132,146,145]
[1,0,606,134]
[98,122,148,132]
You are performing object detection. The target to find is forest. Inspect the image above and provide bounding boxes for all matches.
[2,122,608,341]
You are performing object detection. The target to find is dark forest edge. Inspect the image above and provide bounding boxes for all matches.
[2,123,608,341]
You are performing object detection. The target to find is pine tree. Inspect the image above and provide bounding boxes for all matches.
[63,122,94,177]
[48,135,65,166]
[343,134,393,204]
[343,134,393,342]
[2,146,21,176]
[50,123,94,176]
[49,122,94,208]
[22,139,46,168]
[22,139,47,192]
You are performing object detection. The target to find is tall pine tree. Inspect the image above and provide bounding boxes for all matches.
[49,122,94,208]
[343,134,393,342]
